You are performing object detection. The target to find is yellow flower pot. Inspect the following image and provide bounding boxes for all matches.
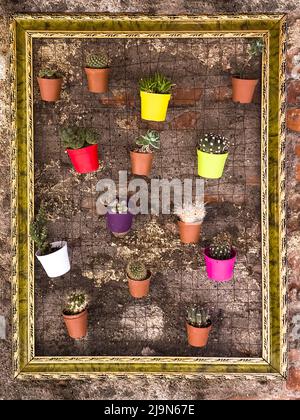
[140,91,171,122]
[197,150,228,179]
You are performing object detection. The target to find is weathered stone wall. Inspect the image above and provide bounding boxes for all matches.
[0,0,300,400]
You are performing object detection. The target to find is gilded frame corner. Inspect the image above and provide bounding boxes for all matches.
[10,13,287,379]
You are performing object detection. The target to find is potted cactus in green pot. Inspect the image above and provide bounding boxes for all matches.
[126,260,151,298]
[85,51,111,93]
[204,232,236,282]
[186,305,212,347]
[30,207,70,278]
[197,133,230,179]
[130,130,160,177]
[63,293,88,339]
[60,127,99,174]
[37,68,63,102]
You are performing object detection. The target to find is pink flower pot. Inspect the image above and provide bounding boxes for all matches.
[204,248,236,282]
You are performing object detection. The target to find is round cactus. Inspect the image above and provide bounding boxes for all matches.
[86,52,110,69]
[209,232,232,260]
[126,261,148,281]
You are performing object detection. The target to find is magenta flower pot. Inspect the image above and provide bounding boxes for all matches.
[204,248,236,282]
[106,212,133,235]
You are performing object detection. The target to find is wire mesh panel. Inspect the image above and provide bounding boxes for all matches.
[33,36,262,358]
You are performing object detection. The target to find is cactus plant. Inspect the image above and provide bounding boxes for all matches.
[186,305,211,328]
[38,68,62,79]
[209,232,233,260]
[126,261,148,281]
[198,133,230,155]
[86,52,110,69]
[108,199,128,214]
[29,207,51,255]
[236,39,264,78]
[60,127,98,150]
[63,293,87,316]
[135,130,160,153]
[139,73,175,94]
[175,202,206,224]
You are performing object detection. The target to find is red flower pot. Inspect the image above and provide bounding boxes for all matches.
[66,144,99,174]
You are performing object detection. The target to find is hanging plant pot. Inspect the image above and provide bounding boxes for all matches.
[127,272,151,298]
[186,322,212,347]
[204,248,237,282]
[231,76,258,104]
[36,241,70,278]
[140,91,171,122]
[106,211,133,237]
[130,151,153,177]
[85,68,110,93]
[287,108,300,132]
[197,150,228,179]
[63,309,88,339]
[37,77,62,102]
[177,220,201,244]
[66,144,99,174]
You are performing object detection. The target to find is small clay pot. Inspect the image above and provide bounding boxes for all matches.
[231,76,258,104]
[130,151,154,177]
[85,67,110,93]
[63,309,88,339]
[37,77,62,102]
[287,108,300,132]
[127,272,151,298]
[186,322,212,347]
[177,220,201,244]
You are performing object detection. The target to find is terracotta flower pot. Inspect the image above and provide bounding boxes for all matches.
[85,68,110,93]
[177,220,201,244]
[37,77,62,102]
[231,76,258,104]
[287,108,300,132]
[127,272,151,298]
[66,144,99,174]
[186,322,212,347]
[130,151,153,177]
[63,309,88,339]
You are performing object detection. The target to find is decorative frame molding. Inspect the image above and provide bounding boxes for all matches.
[10,14,287,379]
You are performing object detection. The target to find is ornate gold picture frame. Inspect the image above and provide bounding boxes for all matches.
[11,14,287,379]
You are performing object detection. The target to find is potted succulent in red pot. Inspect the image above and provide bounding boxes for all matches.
[231,39,263,104]
[175,202,206,244]
[204,232,236,282]
[130,130,160,177]
[30,207,70,278]
[63,293,88,339]
[85,52,111,93]
[197,133,230,179]
[126,260,151,298]
[186,305,212,348]
[37,68,63,102]
[106,199,133,237]
[60,127,99,174]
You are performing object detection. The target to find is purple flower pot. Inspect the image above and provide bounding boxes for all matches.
[106,212,133,234]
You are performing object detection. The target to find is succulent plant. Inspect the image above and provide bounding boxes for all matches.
[108,199,128,214]
[63,293,87,316]
[175,202,206,224]
[135,130,160,153]
[60,127,98,150]
[139,73,175,94]
[126,260,148,281]
[236,39,264,78]
[86,52,110,69]
[186,305,211,328]
[38,68,62,79]
[209,232,233,260]
[29,206,51,255]
[198,133,230,155]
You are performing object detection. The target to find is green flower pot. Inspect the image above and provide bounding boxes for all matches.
[197,149,228,179]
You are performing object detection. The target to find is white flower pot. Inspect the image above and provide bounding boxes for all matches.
[36,241,70,278]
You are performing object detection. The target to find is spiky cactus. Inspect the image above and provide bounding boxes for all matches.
[136,130,160,153]
[186,305,211,328]
[63,293,87,316]
[126,261,148,281]
[29,206,51,255]
[209,232,232,260]
[198,133,230,155]
[86,52,110,69]
[108,199,128,214]
[175,202,206,224]
[38,68,62,79]
[60,127,98,150]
